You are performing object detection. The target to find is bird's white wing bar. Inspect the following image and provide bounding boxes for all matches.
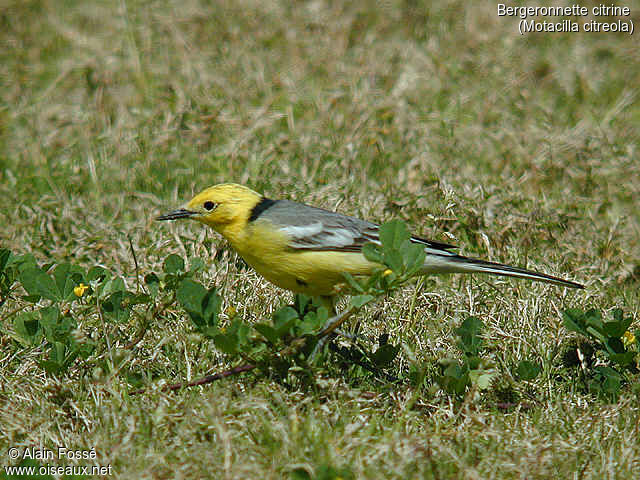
[281,221,368,251]
[279,222,325,239]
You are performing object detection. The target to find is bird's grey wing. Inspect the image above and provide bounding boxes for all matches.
[256,199,457,255]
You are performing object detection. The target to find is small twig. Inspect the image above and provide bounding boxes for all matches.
[124,294,175,350]
[311,304,360,357]
[127,234,140,294]
[128,363,256,395]
[96,300,115,368]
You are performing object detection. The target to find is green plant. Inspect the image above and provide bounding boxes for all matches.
[562,308,638,400]
[0,248,207,381]
[436,316,496,396]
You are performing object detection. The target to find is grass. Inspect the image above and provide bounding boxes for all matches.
[1,0,640,478]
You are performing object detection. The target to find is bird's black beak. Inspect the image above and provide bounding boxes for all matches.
[156,208,196,221]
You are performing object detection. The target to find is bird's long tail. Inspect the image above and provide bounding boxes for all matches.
[421,253,583,289]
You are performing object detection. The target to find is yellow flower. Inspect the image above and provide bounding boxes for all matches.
[225,306,237,318]
[383,269,393,277]
[623,330,636,348]
[74,283,89,297]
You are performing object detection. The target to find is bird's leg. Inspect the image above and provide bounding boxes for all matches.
[309,295,337,358]
[318,295,337,316]
[332,328,358,340]
[310,297,360,358]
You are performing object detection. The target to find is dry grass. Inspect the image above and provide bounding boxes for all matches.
[1,0,640,478]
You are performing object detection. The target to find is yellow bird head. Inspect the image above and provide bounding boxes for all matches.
[157,183,262,229]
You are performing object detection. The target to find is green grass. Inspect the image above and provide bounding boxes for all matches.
[1,0,640,478]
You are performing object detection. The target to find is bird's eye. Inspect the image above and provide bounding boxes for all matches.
[203,201,216,211]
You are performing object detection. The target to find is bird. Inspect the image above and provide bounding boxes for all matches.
[157,183,583,310]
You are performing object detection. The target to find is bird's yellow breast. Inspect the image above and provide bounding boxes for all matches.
[218,220,379,296]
